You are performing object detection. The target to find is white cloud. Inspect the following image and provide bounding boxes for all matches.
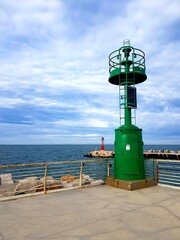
[54,118,109,128]
[0,0,179,144]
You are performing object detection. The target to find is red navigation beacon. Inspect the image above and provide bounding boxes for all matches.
[100,137,105,151]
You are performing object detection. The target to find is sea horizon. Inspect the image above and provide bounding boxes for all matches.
[0,143,179,146]
[0,144,179,166]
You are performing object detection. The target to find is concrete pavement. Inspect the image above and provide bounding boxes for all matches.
[0,185,180,240]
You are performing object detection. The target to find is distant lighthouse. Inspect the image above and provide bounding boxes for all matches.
[100,137,105,150]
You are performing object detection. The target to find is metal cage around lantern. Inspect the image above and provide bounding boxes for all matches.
[108,46,147,86]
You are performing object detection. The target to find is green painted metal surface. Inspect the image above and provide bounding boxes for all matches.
[108,40,147,180]
[114,125,145,180]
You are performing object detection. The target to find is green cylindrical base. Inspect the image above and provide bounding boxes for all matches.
[114,125,145,180]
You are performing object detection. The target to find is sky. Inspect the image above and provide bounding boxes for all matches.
[0,0,180,145]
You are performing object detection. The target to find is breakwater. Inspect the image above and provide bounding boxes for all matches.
[144,150,180,160]
[84,150,180,160]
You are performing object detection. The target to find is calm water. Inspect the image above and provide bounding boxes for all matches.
[0,144,179,165]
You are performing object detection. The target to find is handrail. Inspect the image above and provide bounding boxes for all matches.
[0,159,106,169]
[1,158,179,201]
[0,159,109,200]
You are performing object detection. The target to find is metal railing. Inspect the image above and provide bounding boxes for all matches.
[145,159,180,188]
[157,159,180,188]
[0,158,179,201]
[145,159,157,182]
[0,159,109,200]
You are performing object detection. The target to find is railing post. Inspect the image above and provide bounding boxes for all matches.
[107,160,110,177]
[44,164,47,194]
[79,162,83,187]
[156,160,159,184]
[153,159,155,181]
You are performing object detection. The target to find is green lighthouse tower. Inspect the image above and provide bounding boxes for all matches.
[108,39,147,181]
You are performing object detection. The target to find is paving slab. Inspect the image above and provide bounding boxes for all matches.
[0,185,179,240]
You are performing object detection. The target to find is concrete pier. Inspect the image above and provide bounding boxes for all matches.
[0,185,179,240]
[144,150,180,160]
[85,150,180,160]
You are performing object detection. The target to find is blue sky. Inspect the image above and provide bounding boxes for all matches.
[0,0,180,144]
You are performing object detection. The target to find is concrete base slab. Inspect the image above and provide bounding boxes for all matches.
[106,176,156,190]
[0,185,179,240]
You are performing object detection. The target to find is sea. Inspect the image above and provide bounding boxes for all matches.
[0,144,179,166]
